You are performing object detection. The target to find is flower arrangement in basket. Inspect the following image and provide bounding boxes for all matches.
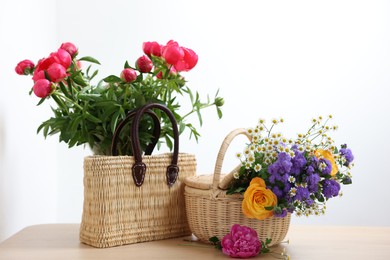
[184,116,354,258]
[230,116,354,220]
[15,40,224,155]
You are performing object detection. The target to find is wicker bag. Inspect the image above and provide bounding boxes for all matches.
[184,128,290,246]
[80,103,197,248]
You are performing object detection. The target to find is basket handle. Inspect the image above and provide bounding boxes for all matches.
[212,128,252,191]
[132,103,180,187]
[111,109,161,156]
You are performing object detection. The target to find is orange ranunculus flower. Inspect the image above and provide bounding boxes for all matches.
[242,177,278,220]
[314,149,339,176]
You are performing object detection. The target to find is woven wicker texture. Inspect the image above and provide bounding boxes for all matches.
[80,153,196,248]
[184,128,290,246]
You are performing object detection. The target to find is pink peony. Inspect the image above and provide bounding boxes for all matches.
[221,224,262,258]
[47,63,68,83]
[60,42,78,57]
[162,40,184,66]
[173,47,198,72]
[143,41,162,57]
[33,79,52,98]
[55,49,72,69]
[15,59,35,75]
[120,68,137,83]
[136,55,153,73]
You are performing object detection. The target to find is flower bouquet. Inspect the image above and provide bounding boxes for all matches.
[184,116,354,258]
[230,116,354,219]
[15,40,224,155]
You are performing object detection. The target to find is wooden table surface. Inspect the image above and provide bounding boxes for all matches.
[0,224,389,259]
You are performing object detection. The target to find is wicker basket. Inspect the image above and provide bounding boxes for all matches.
[184,128,291,246]
[80,103,197,248]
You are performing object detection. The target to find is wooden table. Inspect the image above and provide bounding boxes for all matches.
[0,224,389,259]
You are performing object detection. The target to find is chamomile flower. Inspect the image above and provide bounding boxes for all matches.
[254,164,262,172]
[289,187,297,197]
[288,176,296,183]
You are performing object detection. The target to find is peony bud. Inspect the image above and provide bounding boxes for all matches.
[55,49,72,69]
[120,68,137,83]
[33,79,53,98]
[47,63,68,83]
[15,59,35,75]
[136,55,153,73]
[60,42,78,57]
[214,97,224,107]
[32,70,45,82]
[143,41,162,57]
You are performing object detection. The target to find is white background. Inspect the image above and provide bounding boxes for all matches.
[1,0,389,242]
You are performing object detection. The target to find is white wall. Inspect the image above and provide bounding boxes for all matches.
[1,0,390,242]
[0,0,59,241]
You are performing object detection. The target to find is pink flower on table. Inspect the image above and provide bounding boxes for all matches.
[33,79,53,98]
[120,68,137,83]
[60,42,78,57]
[136,55,153,73]
[15,59,35,75]
[143,41,162,57]
[221,224,261,258]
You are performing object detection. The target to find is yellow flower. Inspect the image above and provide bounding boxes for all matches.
[314,149,338,176]
[242,177,277,220]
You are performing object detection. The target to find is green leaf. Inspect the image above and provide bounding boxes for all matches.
[124,60,132,69]
[90,70,99,81]
[217,107,223,119]
[165,135,173,151]
[110,111,120,134]
[77,93,103,101]
[84,112,102,123]
[59,81,72,99]
[36,98,46,106]
[72,74,88,87]
[103,75,121,83]
[209,236,222,250]
[79,56,101,65]
[179,121,186,134]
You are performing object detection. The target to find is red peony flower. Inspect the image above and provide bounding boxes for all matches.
[221,224,262,258]
[33,79,53,98]
[136,55,153,73]
[120,68,137,83]
[143,41,162,57]
[46,63,68,83]
[60,42,78,57]
[15,59,35,75]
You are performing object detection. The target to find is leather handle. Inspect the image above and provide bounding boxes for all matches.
[111,109,161,156]
[131,103,180,187]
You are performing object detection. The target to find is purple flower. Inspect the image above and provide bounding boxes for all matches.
[340,146,354,166]
[318,158,332,175]
[290,151,307,175]
[322,179,340,199]
[222,224,262,258]
[307,173,320,193]
[295,186,310,201]
[268,152,292,184]
[272,186,284,198]
[273,207,288,218]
